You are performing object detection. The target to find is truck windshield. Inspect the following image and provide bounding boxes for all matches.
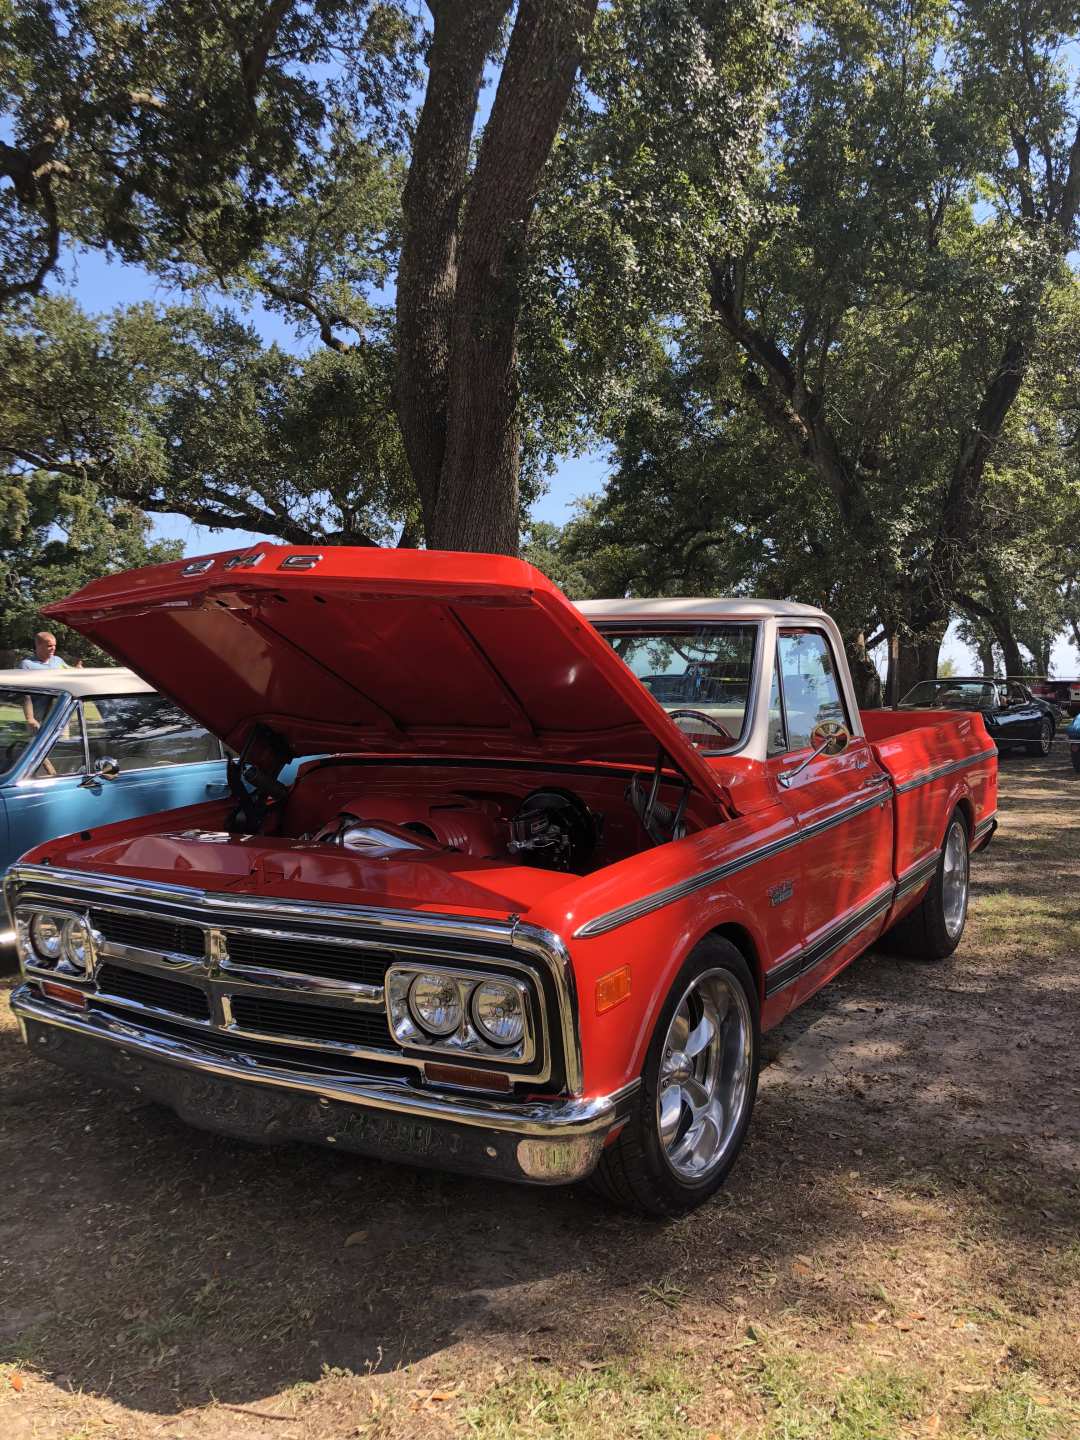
[599,624,758,753]
[0,687,61,775]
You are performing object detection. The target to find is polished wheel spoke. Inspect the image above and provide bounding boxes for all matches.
[941,822,969,939]
[658,1084,683,1144]
[654,968,753,1184]
[685,1011,717,1059]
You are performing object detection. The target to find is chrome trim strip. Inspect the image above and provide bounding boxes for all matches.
[973,811,997,840]
[764,883,896,998]
[11,986,633,1139]
[9,866,517,945]
[575,787,893,939]
[6,865,581,1093]
[894,849,941,901]
[217,962,385,1006]
[892,747,998,794]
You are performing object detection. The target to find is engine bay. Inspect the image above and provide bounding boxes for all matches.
[302,786,600,872]
[234,756,711,876]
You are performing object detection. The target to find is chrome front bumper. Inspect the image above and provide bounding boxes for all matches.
[11,985,636,1185]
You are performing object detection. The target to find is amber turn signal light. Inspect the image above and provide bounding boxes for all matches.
[40,981,87,1008]
[595,965,631,1014]
[424,1062,512,1092]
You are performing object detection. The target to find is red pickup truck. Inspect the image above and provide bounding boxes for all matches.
[7,550,997,1215]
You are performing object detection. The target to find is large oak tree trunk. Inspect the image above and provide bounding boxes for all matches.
[846,629,883,708]
[396,0,599,555]
[893,633,945,699]
[395,0,511,541]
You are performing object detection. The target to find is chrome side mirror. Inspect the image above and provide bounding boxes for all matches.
[778,721,850,788]
[80,756,119,787]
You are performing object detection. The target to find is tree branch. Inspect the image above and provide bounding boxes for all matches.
[260,279,357,352]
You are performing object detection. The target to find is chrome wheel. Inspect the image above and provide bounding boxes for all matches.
[941,821,969,940]
[1039,719,1052,755]
[656,968,753,1182]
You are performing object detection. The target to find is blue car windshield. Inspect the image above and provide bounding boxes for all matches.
[0,687,61,776]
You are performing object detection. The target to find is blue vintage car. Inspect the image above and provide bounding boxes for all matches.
[0,667,229,900]
[1069,711,1080,772]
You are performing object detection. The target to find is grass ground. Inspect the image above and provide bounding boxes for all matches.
[1,743,1078,1439]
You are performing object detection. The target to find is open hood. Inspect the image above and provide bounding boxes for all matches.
[46,545,733,820]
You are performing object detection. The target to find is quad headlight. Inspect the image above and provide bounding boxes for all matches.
[61,917,94,973]
[18,908,96,975]
[408,973,464,1036]
[386,964,534,1063]
[471,980,526,1047]
[29,913,64,962]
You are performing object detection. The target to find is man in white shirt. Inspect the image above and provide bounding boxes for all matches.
[20,631,67,671]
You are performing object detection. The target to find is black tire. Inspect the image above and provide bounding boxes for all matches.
[1071,748,1080,774]
[885,810,970,960]
[589,937,760,1217]
[1025,718,1053,756]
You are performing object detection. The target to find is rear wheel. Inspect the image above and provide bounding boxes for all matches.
[1026,718,1053,756]
[590,938,759,1216]
[886,811,970,960]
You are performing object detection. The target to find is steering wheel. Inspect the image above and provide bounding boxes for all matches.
[667,708,734,743]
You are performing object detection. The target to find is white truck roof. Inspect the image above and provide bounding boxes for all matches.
[576,597,829,622]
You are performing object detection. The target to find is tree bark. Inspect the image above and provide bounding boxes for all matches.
[978,636,996,678]
[996,629,1024,678]
[394,0,511,540]
[894,632,945,698]
[845,629,883,708]
[396,0,599,554]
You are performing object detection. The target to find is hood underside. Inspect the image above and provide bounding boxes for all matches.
[46,546,732,820]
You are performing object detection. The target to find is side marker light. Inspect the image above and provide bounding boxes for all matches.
[41,981,87,1008]
[424,1063,512,1092]
[595,965,632,1014]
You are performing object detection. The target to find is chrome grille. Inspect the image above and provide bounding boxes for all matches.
[229,995,393,1049]
[97,963,210,1020]
[92,909,205,959]
[224,931,392,986]
[10,862,567,1089]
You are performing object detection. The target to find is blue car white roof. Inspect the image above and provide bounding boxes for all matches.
[0,666,152,698]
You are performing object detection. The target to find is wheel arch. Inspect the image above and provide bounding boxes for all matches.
[704,921,765,1004]
[950,792,975,842]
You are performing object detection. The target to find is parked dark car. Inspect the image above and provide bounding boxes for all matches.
[897,677,1055,756]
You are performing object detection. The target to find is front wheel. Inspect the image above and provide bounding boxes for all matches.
[1026,718,1053,756]
[590,938,760,1216]
[886,811,970,960]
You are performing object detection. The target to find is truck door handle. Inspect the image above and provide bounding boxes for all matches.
[861,774,890,788]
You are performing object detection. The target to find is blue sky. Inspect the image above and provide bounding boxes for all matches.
[61,247,1080,679]
[67,246,608,551]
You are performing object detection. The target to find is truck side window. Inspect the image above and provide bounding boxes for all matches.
[776,630,849,751]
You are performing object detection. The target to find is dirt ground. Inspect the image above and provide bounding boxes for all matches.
[1,744,1078,1439]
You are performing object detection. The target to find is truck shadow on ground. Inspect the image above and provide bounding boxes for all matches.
[1,753,1077,1418]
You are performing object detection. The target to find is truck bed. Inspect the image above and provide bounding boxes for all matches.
[861,708,998,886]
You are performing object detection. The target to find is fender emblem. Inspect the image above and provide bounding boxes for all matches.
[769,880,794,907]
